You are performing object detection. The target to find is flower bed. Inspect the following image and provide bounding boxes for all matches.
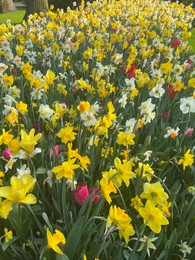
[0,0,195,259]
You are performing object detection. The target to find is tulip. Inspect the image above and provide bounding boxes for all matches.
[2,148,12,160]
[184,128,194,138]
[74,183,89,205]
[89,187,101,205]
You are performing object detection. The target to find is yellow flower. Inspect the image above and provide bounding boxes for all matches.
[43,69,57,86]
[0,174,37,204]
[138,200,169,233]
[188,78,195,88]
[100,177,117,204]
[0,198,13,219]
[4,228,13,242]
[57,126,77,144]
[131,195,143,211]
[20,128,42,154]
[178,149,194,170]
[106,205,135,243]
[135,162,154,182]
[52,158,80,180]
[16,101,28,114]
[117,132,135,147]
[140,182,169,206]
[114,157,135,187]
[2,73,14,86]
[0,129,13,145]
[47,228,66,255]
[77,101,91,113]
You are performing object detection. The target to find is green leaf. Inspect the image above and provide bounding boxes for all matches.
[42,212,53,231]
[35,167,47,175]
[55,254,70,260]
[64,216,85,259]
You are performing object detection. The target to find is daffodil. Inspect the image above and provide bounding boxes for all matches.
[47,228,66,255]
[137,236,158,257]
[178,149,194,170]
[20,128,42,154]
[114,157,135,187]
[57,125,77,144]
[100,177,117,204]
[106,205,135,243]
[4,228,13,242]
[140,182,169,206]
[52,158,80,180]
[0,174,37,204]
[138,200,169,233]
[0,198,13,219]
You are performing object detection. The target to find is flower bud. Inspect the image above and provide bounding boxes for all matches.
[89,187,101,205]
[74,183,89,205]
[184,128,194,138]
[2,148,12,160]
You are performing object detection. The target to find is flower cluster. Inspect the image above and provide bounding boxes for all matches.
[0,0,195,259]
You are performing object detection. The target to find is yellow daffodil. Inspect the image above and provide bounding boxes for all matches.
[52,158,80,180]
[106,205,135,243]
[114,157,135,187]
[140,182,169,206]
[100,177,117,204]
[4,228,13,242]
[138,200,169,233]
[0,129,13,145]
[20,128,42,154]
[0,174,37,204]
[47,228,66,255]
[178,149,194,170]
[57,126,77,144]
[0,198,13,219]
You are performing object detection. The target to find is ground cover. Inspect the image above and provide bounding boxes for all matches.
[0,0,195,259]
[0,9,25,24]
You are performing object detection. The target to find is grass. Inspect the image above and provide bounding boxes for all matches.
[189,28,195,53]
[0,9,25,24]
[0,9,194,53]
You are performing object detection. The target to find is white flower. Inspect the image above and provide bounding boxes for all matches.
[80,110,97,127]
[149,83,165,98]
[39,104,54,120]
[31,87,44,100]
[137,236,158,257]
[118,93,127,108]
[180,97,195,114]
[172,64,183,76]
[8,86,21,98]
[17,164,31,179]
[178,241,192,258]
[151,69,162,79]
[114,53,123,64]
[125,78,136,89]
[4,158,17,173]
[164,127,180,138]
[139,98,155,115]
[125,118,136,133]
[0,63,8,75]
[13,55,24,68]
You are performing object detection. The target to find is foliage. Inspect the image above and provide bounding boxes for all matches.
[0,0,195,259]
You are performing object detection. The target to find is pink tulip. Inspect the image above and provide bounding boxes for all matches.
[2,148,12,160]
[89,187,101,205]
[74,183,89,205]
[184,128,194,138]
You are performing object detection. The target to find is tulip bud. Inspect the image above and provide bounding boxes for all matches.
[74,183,89,205]
[184,128,194,138]
[2,148,12,160]
[89,187,101,205]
